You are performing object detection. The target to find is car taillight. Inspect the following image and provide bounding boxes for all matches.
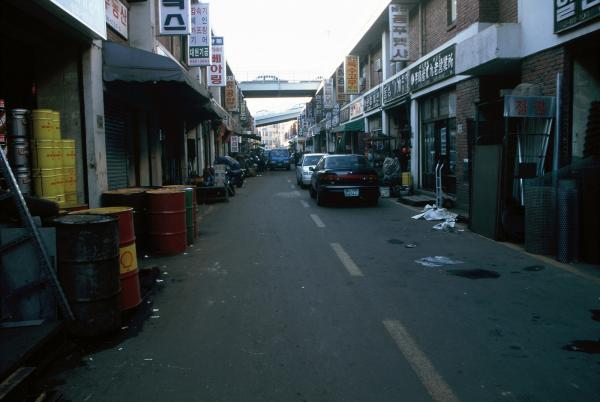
[321,173,337,182]
[367,175,378,182]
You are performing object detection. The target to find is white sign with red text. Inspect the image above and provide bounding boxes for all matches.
[105,0,128,39]
[208,36,226,87]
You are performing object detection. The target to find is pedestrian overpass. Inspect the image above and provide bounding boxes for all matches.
[255,105,304,127]
[239,79,320,98]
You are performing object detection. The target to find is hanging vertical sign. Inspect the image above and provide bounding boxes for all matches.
[323,79,334,110]
[230,135,239,153]
[189,2,210,66]
[344,55,359,95]
[240,101,248,122]
[158,0,191,35]
[208,36,226,87]
[389,3,409,61]
[105,0,128,39]
[225,76,239,111]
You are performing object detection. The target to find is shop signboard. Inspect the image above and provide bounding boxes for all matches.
[503,96,556,118]
[554,0,600,33]
[240,101,247,122]
[225,76,238,111]
[363,87,381,113]
[382,71,410,104]
[105,0,128,39]
[409,45,455,92]
[48,0,106,39]
[340,105,350,123]
[344,55,360,95]
[349,98,363,120]
[323,79,334,110]
[336,64,348,103]
[189,3,211,66]
[389,3,409,62]
[315,94,323,122]
[230,135,239,153]
[208,36,226,87]
[158,0,191,35]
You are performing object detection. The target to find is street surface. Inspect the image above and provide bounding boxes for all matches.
[44,171,599,401]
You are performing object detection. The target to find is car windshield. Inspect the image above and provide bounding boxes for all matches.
[271,149,288,157]
[324,155,368,170]
[303,155,322,165]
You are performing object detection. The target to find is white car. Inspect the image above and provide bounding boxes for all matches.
[296,153,325,188]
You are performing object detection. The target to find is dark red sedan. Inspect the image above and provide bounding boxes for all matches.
[309,154,379,206]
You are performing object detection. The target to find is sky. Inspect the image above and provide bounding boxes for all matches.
[209,0,391,115]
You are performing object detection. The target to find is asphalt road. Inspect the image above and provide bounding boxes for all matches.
[45,170,599,402]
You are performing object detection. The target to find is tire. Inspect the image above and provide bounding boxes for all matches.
[316,190,326,206]
[369,197,378,207]
[309,185,316,198]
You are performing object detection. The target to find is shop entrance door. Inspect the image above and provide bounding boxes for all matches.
[422,119,456,195]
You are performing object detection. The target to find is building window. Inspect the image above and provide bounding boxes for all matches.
[447,0,457,26]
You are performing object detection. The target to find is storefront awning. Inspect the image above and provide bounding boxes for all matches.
[331,118,365,133]
[103,41,211,99]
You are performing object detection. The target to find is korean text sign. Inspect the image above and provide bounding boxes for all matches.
[554,0,600,33]
[189,3,210,66]
[159,0,191,35]
[389,4,409,62]
[344,55,359,95]
[208,36,226,87]
[105,0,128,39]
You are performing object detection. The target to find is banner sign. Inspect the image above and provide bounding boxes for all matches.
[335,64,348,103]
[382,71,410,104]
[159,0,191,35]
[349,98,363,120]
[323,79,334,109]
[225,76,238,111]
[208,36,226,87]
[389,4,409,61]
[340,106,350,123]
[409,45,455,92]
[344,55,360,95]
[503,96,556,118]
[554,0,600,33]
[315,94,323,122]
[189,3,210,66]
[363,87,381,113]
[230,135,239,153]
[105,0,128,39]
[240,101,247,122]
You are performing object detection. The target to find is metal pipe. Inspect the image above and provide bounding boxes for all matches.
[553,73,562,186]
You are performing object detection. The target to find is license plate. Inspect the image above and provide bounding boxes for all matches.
[344,188,359,197]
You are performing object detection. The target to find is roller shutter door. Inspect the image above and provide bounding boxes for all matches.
[104,101,129,190]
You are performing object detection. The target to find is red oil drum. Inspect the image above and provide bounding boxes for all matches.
[72,207,142,310]
[147,189,186,254]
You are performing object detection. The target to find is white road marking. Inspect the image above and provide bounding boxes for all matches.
[300,200,310,208]
[287,179,291,183]
[383,320,460,402]
[291,184,296,190]
[310,214,325,228]
[330,243,363,276]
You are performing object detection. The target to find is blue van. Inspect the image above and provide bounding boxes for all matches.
[268,148,291,171]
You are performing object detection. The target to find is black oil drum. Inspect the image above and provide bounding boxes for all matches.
[54,214,121,337]
[102,188,149,252]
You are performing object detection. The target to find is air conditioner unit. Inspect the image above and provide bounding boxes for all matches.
[374,58,382,72]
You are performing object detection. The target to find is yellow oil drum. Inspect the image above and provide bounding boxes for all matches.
[33,168,64,197]
[53,139,64,168]
[51,111,61,139]
[401,172,413,187]
[55,193,66,206]
[63,167,76,193]
[31,109,55,140]
[62,139,76,167]
[31,140,61,168]
[65,192,78,207]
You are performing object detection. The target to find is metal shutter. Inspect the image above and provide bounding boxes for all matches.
[104,101,129,190]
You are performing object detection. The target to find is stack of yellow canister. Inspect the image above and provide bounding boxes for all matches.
[30,109,77,206]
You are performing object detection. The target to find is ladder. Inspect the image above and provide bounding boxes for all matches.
[0,147,73,321]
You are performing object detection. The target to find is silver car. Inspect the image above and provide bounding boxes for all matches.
[296,153,325,187]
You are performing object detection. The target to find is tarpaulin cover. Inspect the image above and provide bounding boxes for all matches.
[102,41,211,100]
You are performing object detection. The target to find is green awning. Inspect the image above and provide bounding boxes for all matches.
[332,119,364,133]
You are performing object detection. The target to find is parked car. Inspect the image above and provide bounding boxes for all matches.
[309,154,379,206]
[296,153,325,188]
[268,148,291,170]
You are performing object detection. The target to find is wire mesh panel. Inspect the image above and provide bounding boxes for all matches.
[557,182,579,263]
[524,186,556,255]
